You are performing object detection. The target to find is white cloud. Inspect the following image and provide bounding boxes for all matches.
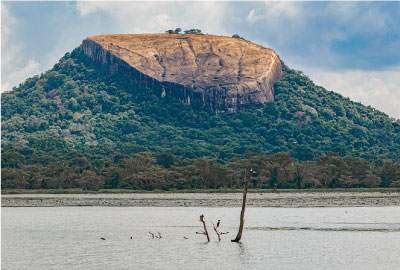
[75,1,97,16]
[1,58,41,92]
[246,2,302,24]
[301,66,400,119]
[1,2,16,92]
[74,1,228,35]
[264,1,302,19]
[246,9,256,23]
[1,2,15,46]
[147,14,176,32]
[246,9,265,25]
[1,3,42,92]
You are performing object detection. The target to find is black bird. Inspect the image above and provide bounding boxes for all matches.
[100,238,105,240]
[217,220,221,228]
[130,236,132,239]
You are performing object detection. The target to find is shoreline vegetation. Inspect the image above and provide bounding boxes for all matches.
[3,152,400,191]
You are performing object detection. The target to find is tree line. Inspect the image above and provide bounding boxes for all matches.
[2,151,400,191]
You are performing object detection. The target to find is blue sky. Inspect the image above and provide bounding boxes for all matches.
[2,1,400,118]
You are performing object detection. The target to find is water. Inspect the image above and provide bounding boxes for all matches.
[2,207,400,270]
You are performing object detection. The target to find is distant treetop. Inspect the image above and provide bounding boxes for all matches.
[165,28,202,35]
[184,29,202,34]
[232,34,246,41]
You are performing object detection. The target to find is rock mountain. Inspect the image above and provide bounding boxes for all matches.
[2,32,399,162]
[83,34,282,113]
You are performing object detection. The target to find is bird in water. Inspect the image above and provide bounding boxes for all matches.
[100,238,105,240]
[217,220,221,228]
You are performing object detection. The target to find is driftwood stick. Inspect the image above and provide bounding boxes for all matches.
[199,214,210,242]
[212,222,222,241]
[232,168,252,242]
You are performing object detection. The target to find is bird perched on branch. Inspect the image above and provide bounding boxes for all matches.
[217,220,221,228]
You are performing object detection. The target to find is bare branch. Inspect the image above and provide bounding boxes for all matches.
[212,222,222,241]
[212,220,229,241]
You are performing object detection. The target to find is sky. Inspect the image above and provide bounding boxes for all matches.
[2,1,400,118]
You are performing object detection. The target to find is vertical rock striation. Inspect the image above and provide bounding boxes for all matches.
[82,33,282,113]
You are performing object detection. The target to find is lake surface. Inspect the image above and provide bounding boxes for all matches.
[2,207,400,270]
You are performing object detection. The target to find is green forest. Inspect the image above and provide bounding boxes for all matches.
[2,151,400,190]
[2,45,400,190]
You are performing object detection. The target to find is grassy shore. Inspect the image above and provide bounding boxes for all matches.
[2,187,400,195]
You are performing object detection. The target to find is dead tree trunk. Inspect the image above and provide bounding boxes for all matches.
[212,222,229,241]
[197,214,210,242]
[232,168,251,242]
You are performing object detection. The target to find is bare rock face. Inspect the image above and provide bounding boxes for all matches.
[82,34,282,113]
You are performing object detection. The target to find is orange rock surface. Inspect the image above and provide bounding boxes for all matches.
[83,33,282,113]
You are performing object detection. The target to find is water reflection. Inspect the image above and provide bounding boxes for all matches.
[236,242,247,262]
